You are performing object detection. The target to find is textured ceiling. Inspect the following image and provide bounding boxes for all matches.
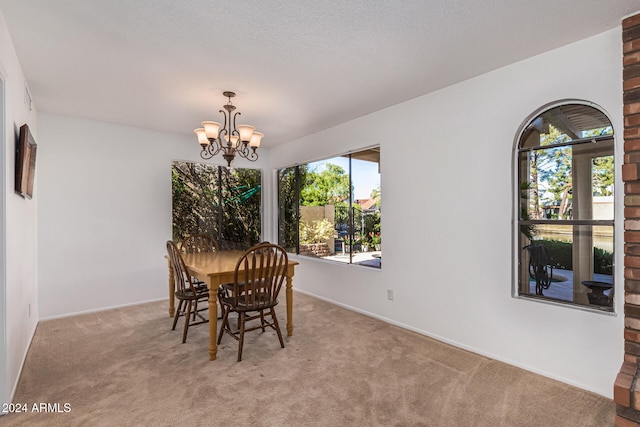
[1,0,639,148]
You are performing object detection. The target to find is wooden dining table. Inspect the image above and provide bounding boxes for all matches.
[166,250,299,360]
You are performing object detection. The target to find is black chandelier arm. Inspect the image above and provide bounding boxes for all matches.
[235,141,249,157]
[236,144,259,162]
[218,127,231,149]
[231,128,241,142]
[220,109,228,133]
[232,111,240,130]
[199,138,223,160]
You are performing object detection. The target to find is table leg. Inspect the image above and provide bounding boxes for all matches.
[167,260,175,318]
[286,274,293,336]
[208,290,218,361]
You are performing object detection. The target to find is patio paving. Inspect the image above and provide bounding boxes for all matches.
[324,251,382,268]
[528,268,613,304]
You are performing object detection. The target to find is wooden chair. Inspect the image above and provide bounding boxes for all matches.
[166,240,209,343]
[179,234,219,292]
[217,242,288,361]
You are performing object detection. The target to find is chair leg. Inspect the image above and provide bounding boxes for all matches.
[270,308,285,348]
[260,310,266,332]
[217,286,228,320]
[182,301,192,343]
[218,305,230,345]
[217,300,224,320]
[172,299,184,331]
[238,312,246,362]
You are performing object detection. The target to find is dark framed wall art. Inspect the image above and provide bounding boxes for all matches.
[15,123,37,199]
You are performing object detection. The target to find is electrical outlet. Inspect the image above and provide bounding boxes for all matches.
[387,289,394,300]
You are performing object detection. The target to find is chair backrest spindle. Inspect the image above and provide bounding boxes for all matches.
[233,243,287,311]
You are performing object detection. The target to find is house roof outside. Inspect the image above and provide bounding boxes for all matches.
[356,198,379,212]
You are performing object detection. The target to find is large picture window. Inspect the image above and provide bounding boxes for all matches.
[278,148,381,269]
[172,161,261,250]
[516,102,614,311]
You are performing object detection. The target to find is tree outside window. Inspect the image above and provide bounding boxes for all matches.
[172,161,261,250]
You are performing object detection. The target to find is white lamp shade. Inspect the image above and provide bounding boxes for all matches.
[249,131,263,148]
[237,125,256,142]
[194,128,209,145]
[223,134,239,147]
[202,121,221,139]
[230,135,239,148]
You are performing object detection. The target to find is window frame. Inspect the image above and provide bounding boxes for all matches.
[512,100,615,313]
[277,147,381,269]
[171,161,263,250]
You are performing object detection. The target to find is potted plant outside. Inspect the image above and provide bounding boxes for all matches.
[369,232,381,251]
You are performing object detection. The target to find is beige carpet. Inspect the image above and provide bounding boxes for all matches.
[2,292,614,426]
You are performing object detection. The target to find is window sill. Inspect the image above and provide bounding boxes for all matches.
[288,252,382,271]
[513,293,617,316]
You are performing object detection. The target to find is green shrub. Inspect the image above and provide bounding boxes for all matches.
[537,239,572,270]
[299,218,334,244]
[532,239,612,275]
[594,246,613,275]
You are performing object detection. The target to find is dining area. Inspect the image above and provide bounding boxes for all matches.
[165,234,299,361]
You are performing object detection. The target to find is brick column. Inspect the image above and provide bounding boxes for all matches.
[616,13,640,426]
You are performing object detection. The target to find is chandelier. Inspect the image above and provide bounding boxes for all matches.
[194,91,263,167]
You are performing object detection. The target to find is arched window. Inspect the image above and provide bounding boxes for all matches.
[515,101,614,312]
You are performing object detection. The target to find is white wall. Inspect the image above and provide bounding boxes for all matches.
[37,114,272,319]
[0,11,39,407]
[270,29,624,398]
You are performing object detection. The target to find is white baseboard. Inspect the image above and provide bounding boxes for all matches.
[39,297,168,321]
